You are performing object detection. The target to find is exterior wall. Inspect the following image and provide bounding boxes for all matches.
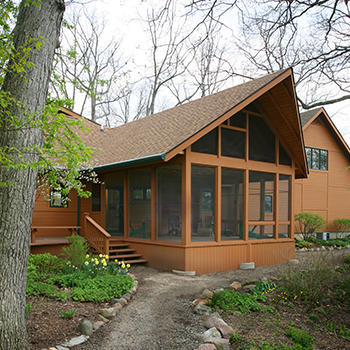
[295,119,350,232]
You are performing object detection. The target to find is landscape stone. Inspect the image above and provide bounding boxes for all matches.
[121,293,131,301]
[77,320,93,336]
[92,322,100,330]
[217,324,234,339]
[202,289,214,299]
[194,304,211,315]
[321,246,326,251]
[95,321,104,327]
[204,337,230,350]
[259,276,268,282]
[229,281,242,290]
[120,297,128,304]
[221,285,230,290]
[110,298,124,306]
[192,298,208,306]
[241,279,258,286]
[197,344,216,350]
[199,327,222,343]
[204,316,227,329]
[98,309,114,319]
[239,262,255,270]
[63,335,88,347]
[214,288,224,293]
[97,314,109,323]
[107,307,118,316]
[56,346,69,350]
[115,302,123,310]
[289,259,299,264]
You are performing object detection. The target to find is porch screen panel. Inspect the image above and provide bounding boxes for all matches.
[191,165,216,242]
[191,128,218,155]
[279,175,290,222]
[279,144,292,166]
[249,225,274,240]
[279,225,290,239]
[128,168,151,239]
[156,164,182,242]
[249,171,275,222]
[105,172,124,236]
[249,114,275,163]
[221,168,244,241]
[221,128,245,159]
[229,111,246,128]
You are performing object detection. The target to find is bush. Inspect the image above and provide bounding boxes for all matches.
[333,218,350,239]
[27,253,65,280]
[285,326,314,349]
[294,213,326,241]
[62,234,90,268]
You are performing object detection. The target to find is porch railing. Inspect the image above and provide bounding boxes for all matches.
[83,212,110,255]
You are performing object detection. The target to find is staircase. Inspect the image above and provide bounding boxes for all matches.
[84,213,148,266]
[93,237,148,265]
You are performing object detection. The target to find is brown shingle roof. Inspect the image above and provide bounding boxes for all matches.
[300,108,322,127]
[80,69,290,167]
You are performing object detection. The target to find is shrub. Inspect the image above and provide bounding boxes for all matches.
[333,218,350,239]
[62,234,90,268]
[27,253,65,281]
[251,280,277,296]
[285,326,314,349]
[294,213,326,241]
[210,290,274,314]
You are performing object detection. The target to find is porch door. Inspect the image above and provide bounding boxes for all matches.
[105,186,124,236]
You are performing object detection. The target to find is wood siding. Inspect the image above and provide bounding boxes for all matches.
[295,118,350,231]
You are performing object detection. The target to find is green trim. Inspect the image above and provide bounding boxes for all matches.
[92,153,167,172]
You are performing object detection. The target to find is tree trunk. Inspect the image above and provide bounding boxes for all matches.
[0,1,65,349]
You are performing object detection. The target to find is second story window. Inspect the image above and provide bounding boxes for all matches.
[305,147,328,170]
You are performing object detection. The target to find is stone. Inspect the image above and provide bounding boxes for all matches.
[229,281,242,290]
[268,276,279,281]
[77,320,93,336]
[63,335,88,347]
[56,346,69,350]
[204,337,230,350]
[110,298,123,306]
[221,285,230,290]
[99,309,114,319]
[202,289,214,299]
[217,324,234,339]
[97,314,109,323]
[241,279,258,286]
[214,288,224,293]
[120,297,128,305]
[239,262,255,270]
[321,246,326,251]
[192,298,208,306]
[107,307,118,316]
[121,293,131,301]
[289,259,299,264]
[115,303,123,310]
[197,344,216,350]
[130,287,137,294]
[316,247,320,251]
[204,316,227,329]
[95,321,104,327]
[194,304,211,315]
[310,248,314,252]
[199,327,222,343]
[92,322,100,330]
[259,276,268,282]
[172,269,196,276]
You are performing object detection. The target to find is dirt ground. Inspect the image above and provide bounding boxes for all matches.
[26,249,350,350]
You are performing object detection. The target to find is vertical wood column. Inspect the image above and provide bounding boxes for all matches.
[275,173,279,239]
[290,160,295,240]
[182,147,191,245]
[243,169,249,241]
[100,176,106,230]
[216,166,222,242]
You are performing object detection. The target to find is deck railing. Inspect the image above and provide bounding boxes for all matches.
[83,213,110,255]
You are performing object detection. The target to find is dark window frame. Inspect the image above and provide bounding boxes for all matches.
[305,147,328,170]
[132,187,151,201]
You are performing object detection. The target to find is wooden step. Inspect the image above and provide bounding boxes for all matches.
[110,253,142,260]
[109,243,130,248]
[109,248,136,254]
[122,259,148,264]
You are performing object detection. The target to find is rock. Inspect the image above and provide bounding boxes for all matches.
[214,288,224,293]
[114,303,123,310]
[241,279,258,286]
[110,298,124,306]
[95,321,104,327]
[202,289,214,299]
[239,262,255,270]
[130,287,137,294]
[121,293,131,301]
[229,281,242,290]
[321,246,326,251]
[192,298,208,306]
[172,269,196,276]
[310,248,314,252]
[92,322,100,330]
[107,307,118,316]
[77,320,93,336]
[197,344,216,350]
[217,323,234,339]
[221,285,230,290]
[99,309,114,319]
[63,335,88,347]
[289,259,299,264]
[120,297,128,305]
[199,327,222,342]
[316,247,321,251]
[204,316,227,329]
[204,337,230,350]
[56,346,69,350]
[194,304,211,315]
[260,276,268,282]
[268,276,279,281]
[97,314,109,323]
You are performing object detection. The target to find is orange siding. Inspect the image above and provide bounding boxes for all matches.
[295,119,350,231]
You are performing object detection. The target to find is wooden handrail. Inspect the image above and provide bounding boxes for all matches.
[83,213,110,255]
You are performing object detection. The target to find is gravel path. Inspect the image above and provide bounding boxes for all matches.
[72,250,347,350]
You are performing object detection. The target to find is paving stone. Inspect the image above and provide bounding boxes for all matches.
[192,298,208,306]
[63,335,88,347]
[240,262,255,270]
[199,327,221,343]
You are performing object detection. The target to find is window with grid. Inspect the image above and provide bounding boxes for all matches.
[305,147,328,170]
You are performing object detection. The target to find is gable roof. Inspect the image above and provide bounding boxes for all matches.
[300,107,350,160]
[69,68,307,178]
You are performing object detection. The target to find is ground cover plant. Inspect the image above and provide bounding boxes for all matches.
[212,251,350,349]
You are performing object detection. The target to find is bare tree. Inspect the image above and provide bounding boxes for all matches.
[51,9,127,121]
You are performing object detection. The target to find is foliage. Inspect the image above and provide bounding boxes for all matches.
[236,340,306,350]
[251,281,277,296]
[25,303,31,317]
[278,253,340,310]
[229,330,242,343]
[345,254,350,266]
[285,326,314,349]
[61,310,76,319]
[333,219,350,239]
[28,253,66,277]
[294,240,312,249]
[294,213,326,241]
[62,235,90,268]
[210,290,274,314]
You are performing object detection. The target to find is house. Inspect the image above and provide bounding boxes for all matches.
[31,68,308,274]
[294,107,350,233]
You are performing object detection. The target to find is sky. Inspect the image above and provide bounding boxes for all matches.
[64,0,350,146]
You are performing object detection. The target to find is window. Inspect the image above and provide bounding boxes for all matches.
[132,187,151,200]
[305,147,328,170]
[221,128,245,159]
[50,187,68,208]
[91,183,101,211]
[191,128,218,155]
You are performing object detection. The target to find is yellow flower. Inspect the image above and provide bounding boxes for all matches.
[91,258,94,262]
[95,260,99,265]
[99,254,103,258]
[127,264,130,268]
[102,259,106,264]
[84,261,89,265]
[115,259,118,263]
[103,262,107,266]
[105,255,109,259]
[86,254,89,258]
